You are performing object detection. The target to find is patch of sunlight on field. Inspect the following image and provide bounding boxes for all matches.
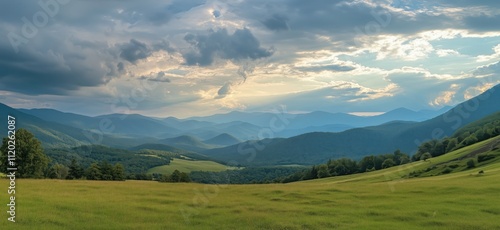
[147,158,234,174]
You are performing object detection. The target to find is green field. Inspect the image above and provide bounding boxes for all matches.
[147,158,232,175]
[1,139,500,229]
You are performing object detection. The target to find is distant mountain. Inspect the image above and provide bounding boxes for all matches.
[188,107,451,137]
[21,109,181,138]
[162,117,215,131]
[1,103,148,148]
[188,111,293,127]
[203,84,500,166]
[159,135,216,153]
[204,133,241,146]
[177,121,264,141]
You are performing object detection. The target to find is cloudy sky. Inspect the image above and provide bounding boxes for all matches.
[1,0,499,118]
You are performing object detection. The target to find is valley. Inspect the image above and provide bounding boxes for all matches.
[1,137,499,229]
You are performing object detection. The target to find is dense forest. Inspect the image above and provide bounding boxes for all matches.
[190,167,306,184]
[280,113,500,183]
[412,112,500,161]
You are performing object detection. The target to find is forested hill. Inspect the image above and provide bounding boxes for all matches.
[203,84,500,166]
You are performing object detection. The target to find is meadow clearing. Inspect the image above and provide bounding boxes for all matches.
[147,158,233,175]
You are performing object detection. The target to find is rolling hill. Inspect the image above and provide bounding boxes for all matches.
[159,135,216,153]
[0,103,152,148]
[2,137,500,229]
[204,133,241,146]
[203,84,500,166]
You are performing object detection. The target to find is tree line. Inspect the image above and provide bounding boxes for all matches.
[281,150,411,183]
[412,117,500,161]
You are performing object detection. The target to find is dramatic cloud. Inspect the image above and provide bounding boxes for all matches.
[262,15,289,31]
[139,72,172,83]
[0,39,118,95]
[216,82,233,99]
[0,0,499,117]
[119,39,153,64]
[183,28,273,66]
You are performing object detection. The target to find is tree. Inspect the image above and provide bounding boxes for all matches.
[463,135,478,146]
[466,159,476,169]
[317,164,330,178]
[359,156,375,172]
[333,164,347,176]
[99,161,113,180]
[0,129,49,178]
[112,163,125,181]
[382,158,395,169]
[170,170,182,182]
[67,158,84,179]
[48,163,69,179]
[420,152,432,161]
[399,155,410,165]
[86,163,102,180]
[446,138,458,153]
[179,172,191,182]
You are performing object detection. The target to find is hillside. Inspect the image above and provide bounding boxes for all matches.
[129,143,211,160]
[159,135,216,152]
[21,109,182,137]
[2,139,499,229]
[204,133,241,146]
[203,84,500,166]
[0,103,157,148]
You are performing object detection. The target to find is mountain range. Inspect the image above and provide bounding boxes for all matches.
[1,84,498,166]
[202,84,500,166]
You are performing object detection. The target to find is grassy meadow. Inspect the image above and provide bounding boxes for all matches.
[1,138,500,229]
[147,158,233,175]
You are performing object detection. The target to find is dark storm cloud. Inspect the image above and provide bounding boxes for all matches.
[463,14,500,32]
[262,15,289,31]
[118,39,173,64]
[119,39,152,64]
[183,28,273,66]
[0,43,116,95]
[234,0,500,47]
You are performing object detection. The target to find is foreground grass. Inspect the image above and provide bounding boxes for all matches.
[147,158,232,175]
[1,139,500,229]
[1,164,500,229]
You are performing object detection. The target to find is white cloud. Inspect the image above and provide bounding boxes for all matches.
[477,44,500,62]
[436,49,460,57]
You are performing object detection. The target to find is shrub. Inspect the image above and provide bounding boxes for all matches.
[466,159,476,169]
[477,154,495,163]
[442,167,453,174]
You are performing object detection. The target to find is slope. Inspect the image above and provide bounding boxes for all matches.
[0,103,149,148]
[2,141,500,229]
[203,84,500,166]
[159,135,216,153]
[204,133,241,146]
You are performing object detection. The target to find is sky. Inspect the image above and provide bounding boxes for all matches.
[0,0,499,118]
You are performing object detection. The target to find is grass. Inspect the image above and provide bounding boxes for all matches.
[147,158,233,175]
[1,138,500,229]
